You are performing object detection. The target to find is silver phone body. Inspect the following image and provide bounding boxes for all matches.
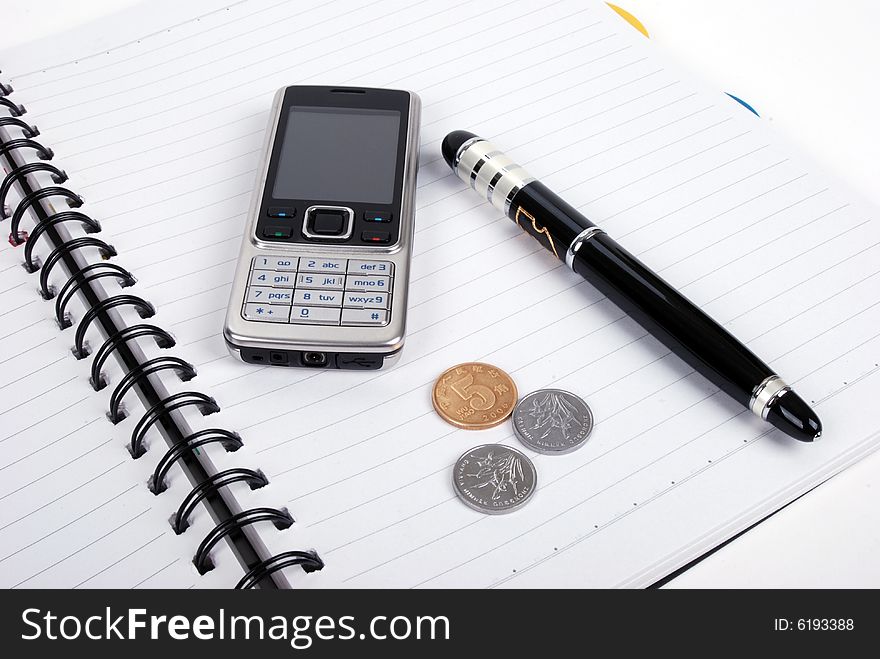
[223,87,420,369]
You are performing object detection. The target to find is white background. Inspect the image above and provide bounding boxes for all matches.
[2,0,878,587]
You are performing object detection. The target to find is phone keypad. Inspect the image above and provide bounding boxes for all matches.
[243,256,394,326]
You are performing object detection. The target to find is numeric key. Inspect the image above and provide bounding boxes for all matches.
[253,256,298,271]
[250,270,295,287]
[297,273,345,289]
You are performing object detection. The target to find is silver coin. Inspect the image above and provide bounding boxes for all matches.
[452,444,537,514]
[512,389,593,454]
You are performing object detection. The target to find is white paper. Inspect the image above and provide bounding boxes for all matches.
[1,0,878,588]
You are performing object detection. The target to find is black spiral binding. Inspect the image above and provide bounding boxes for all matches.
[130,391,220,458]
[38,236,117,290]
[150,429,243,495]
[27,211,101,274]
[0,116,39,137]
[171,468,268,535]
[236,551,325,590]
[72,294,156,359]
[90,323,175,390]
[107,356,196,423]
[55,263,135,329]
[1,161,65,209]
[0,137,51,163]
[1,76,319,588]
[194,509,294,575]
[10,186,81,240]
[0,97,24,115]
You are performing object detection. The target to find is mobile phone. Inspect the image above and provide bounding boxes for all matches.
[223,86,420,369]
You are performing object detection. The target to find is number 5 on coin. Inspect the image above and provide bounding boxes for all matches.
[450,373,496,411]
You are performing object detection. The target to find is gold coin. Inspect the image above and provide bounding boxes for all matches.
[432,362,518,429]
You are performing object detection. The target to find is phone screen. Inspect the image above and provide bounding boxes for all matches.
[272,106,401,204]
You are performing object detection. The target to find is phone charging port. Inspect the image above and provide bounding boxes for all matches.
[302,352,328,367]
[269,351,288,365]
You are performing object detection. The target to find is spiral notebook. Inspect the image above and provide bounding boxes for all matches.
[1,0,879,589]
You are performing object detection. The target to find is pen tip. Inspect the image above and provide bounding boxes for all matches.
[442,130,479,171]
[765,390,823,442]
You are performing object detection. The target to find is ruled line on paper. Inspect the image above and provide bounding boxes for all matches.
[0,481,135,559]
[0,419,105,481]
[0,339,64,368]
[28,0,354,105]
[0,356,66,392]
[0,396,89,446]
[12,508,151,588]
[0,376,77,416]
[6,0,256,81]
[74,532,165,589]
[0,299,39,321]
[132,558,180,589]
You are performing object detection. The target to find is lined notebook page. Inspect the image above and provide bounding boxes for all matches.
[2,0,879,588]
[0,208,250,587]
[0,266,249,588]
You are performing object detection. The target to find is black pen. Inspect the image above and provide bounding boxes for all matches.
[441,130,822,442]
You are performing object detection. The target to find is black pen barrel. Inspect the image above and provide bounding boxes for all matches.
[511,180,767,407]
[575,231,771,406]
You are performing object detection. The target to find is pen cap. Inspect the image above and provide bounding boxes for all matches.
[443,131,534,215]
